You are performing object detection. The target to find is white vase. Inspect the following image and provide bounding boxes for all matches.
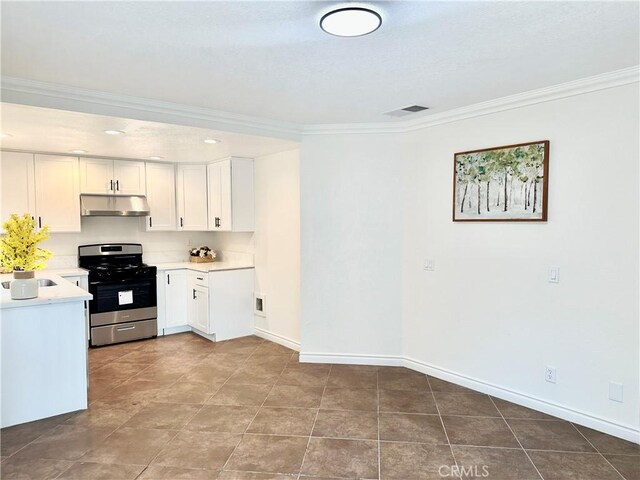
[11,270,38,300]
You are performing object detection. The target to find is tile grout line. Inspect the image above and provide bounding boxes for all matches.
[112,343,230,479]
[5,345,151,464]
[426,375,462,480]
[296,364,332,480]
[220,347,296,475]
[570,422,627,480]
[34,342,160,479]
[488,396,545,480]
[134,337,266,479]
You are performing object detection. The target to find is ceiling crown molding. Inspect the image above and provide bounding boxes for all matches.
[2,66,638,138]
[0,76,303,140]
[302,65,640,135]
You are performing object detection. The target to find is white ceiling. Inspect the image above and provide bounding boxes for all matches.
[1,1,638,125]
[0,103,298,162]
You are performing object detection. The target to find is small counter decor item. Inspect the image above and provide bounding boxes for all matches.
[453,140,549,222]
[0,213,53,299]
[189,246,216,263]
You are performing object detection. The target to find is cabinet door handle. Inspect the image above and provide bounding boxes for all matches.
[193,288,197,299]
[116,180,120,191]
[196,276,204,281]
[110,179,114,191]
[215,217,221,228]
[38,217,42,228]
[167,274,170,285]
[180,217,184,228]
[149,217,153,228]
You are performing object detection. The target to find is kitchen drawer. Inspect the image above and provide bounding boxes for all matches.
[191,272,208,288]
[91,319,157,346]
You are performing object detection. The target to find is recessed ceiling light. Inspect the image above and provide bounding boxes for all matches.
[320,7,382,37]
[148,156,163,160]
[0,133,12,138]
[203,138,220,144]
[104,129,125,135]
[70,149,87,154]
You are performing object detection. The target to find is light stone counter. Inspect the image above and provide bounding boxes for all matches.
[152,261,255,273]
[0,271,92,309]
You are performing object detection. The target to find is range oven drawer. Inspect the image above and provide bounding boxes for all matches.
[91,319,157,347]
[91,306,157,327]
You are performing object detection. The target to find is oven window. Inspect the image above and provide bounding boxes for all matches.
[90,278,157,314]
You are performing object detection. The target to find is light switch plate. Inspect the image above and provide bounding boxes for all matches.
[424,259,435,271]
[549,266,560,283]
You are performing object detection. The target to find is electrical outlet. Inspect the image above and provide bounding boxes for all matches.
[424,259,435,271]
[545,366,557,383]
[549,266,560,283]
[609,382,623,402]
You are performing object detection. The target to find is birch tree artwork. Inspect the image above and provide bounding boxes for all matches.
[453,140,549,222]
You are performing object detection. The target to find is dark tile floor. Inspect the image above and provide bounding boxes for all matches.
[1,333,638,479]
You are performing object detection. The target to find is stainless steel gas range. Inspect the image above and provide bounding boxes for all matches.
[79,243,157,347]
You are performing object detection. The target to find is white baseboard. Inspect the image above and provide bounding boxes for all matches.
[191,328,216,342]
[300,352,403,366]
[162,325,191,336]
[254,327,300,352]
[403,356,640,444]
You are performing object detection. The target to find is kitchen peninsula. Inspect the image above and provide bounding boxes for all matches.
[0,272,92,427]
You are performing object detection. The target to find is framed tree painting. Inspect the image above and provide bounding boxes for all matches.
[453,140,549,222]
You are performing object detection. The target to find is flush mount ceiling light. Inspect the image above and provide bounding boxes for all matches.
[148,156,163,160]
[320,7,382,37]
[104,129,125,135]
[203,138,220,144]
[70,149,87,154]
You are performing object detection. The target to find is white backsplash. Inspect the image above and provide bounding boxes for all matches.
[42,216,254,268]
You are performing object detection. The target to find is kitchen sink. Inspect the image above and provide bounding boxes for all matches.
[1,279,58,289]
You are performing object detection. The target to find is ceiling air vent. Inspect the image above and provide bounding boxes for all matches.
[385,105,430,118]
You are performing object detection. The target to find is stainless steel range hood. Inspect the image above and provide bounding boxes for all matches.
[80,194,150,217]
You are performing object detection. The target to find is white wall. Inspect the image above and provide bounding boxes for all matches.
[298,82,639,439]
[253,149,301,347]
[403,83,639,437]
[299,133,407,361]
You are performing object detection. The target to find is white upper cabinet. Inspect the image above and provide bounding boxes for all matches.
[79,158,113,194]
[0,151,36,231]
[176,164,208,231]
[80,158,145,195]
[207,157,254,232]
[114,160,145,195]
[145,162,176,231]
[34,155,81,232]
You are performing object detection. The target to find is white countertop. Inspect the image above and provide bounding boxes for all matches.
[0,272,92,310]
[46,268,89,277]
[153,261,255,273]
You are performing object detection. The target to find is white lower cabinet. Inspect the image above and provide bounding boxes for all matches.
[188,271,210,334]
[158,268,254,340]
[163,270,188,331]
[209,269,254,341]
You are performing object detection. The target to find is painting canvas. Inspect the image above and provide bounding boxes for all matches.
[453,140,549,222]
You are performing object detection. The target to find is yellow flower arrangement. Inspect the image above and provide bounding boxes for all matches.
[0,214,53,273]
